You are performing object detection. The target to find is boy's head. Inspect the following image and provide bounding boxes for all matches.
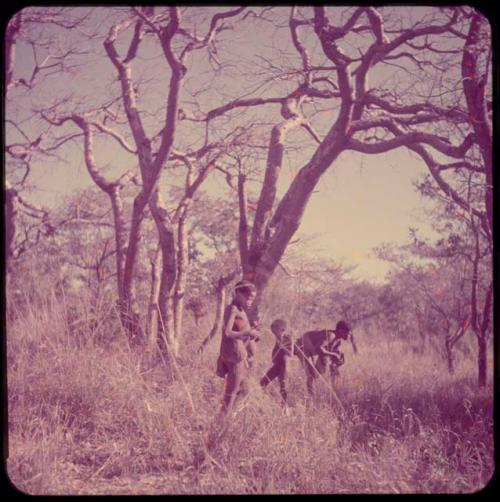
[234,280,257,308]
[271,318,287,336]
[335,320,350,340]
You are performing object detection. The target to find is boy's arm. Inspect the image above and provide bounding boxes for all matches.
[224,307,258,340]
[318,338,334,356]
[319,348,337,357]
[282,335,294,357]
[319,336,343,356]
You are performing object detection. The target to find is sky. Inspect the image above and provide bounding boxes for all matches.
[6,6,481,284]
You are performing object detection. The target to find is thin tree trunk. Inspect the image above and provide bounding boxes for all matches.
[209,278,227,344]
[477,335,487,387]
[173,209,188,347]
[109,185,127,300]
[120,194,147,344]
[5,184,17,273]
[198,271,239,352]
[146,246,161,352]
[476,281,492,388]
[445,336,455,374]
[349,332,358,354]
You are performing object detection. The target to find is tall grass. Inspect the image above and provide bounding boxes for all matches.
[6,291,493,494]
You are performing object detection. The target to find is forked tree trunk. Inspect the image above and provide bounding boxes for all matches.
[252,144,346,294]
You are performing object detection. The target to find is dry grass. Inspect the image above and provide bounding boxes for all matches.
[6,293,494,494]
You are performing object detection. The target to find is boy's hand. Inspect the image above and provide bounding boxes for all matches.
[249,328,261,341]
[332,352,345,366]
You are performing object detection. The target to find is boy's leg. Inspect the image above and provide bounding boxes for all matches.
[305,357,317,396]
[260,363,279,387]
[234,361,250,408]
[296,350,316,396]
[277,359,288,404]
[221,360,245,414]
[329,361,340,386]
[246,340,257,369]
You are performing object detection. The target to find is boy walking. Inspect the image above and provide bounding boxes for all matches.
[260,319,294,405]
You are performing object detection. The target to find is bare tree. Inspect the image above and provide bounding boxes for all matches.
[197,7,487,322]
[5,8,91,274]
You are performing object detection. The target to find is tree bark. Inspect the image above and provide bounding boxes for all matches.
[476,281,492,387]
[477,335,487,388]
[5,184,17,272]
[146,246,161,352]
[5,12,22,92]
[445,336,455,374]
[198,271,239,352]
[120,194,146,343]
[150,187,178,357]
[109,185,128,300]
[462,13,492,234]
[173,207,189,347]
[208,277,228,346]
[252,136,347,292]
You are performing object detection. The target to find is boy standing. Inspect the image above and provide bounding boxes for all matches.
[217,280,260,414]
[260,319,293,405]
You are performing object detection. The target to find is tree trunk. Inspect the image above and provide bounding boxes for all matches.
[477,335,487,388]
[445,336,455,375]
[252,145,345,293]
[349,332,358,355]
[173,209,188,348]
[462,13,492,235]
[109,185,127,300]
[146,246,161,352]
[5,12,22,91]
[209,278,228,345]
[5,184,17,273]
[119,194,145,344]
[150,188,178,357]
[198,271,239,352]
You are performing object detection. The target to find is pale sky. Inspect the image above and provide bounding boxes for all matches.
[7,6,472,284]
